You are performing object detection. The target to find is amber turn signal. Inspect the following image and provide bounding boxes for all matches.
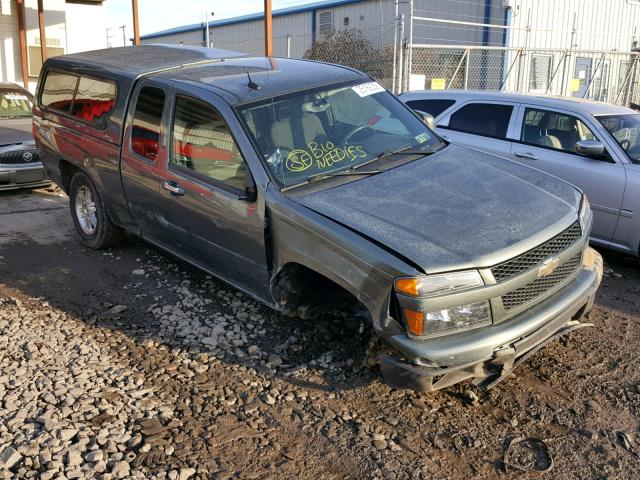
[395,278,421,296]
[403,308,424,336]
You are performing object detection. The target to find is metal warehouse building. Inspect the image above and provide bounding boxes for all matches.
[140,0,640,104]
[139,0,506,58]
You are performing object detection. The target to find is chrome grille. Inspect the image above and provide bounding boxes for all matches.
[0,149,40,165]
[501,254,582,311]
[492,222,582,282]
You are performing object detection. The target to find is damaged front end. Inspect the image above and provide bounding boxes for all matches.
[378,246,603,392]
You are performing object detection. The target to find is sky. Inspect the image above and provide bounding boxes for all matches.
[104,0,320,42]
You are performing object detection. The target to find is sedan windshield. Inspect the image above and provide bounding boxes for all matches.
[597,114,640,164]
[0,89,32,119]
[238,81,443,187]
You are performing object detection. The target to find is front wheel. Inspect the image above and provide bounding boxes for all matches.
[69,171,123,249]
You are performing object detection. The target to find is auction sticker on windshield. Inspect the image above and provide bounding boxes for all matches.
[352,82,385,97]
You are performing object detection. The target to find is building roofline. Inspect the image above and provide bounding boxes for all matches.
[140,0,369,40]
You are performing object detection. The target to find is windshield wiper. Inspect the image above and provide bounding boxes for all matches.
[352,143,444,171]
[281,169,381,192]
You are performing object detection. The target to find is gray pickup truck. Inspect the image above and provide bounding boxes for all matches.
[33,45,603,391]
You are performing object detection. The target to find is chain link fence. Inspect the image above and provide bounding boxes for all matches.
[407,45,640,106]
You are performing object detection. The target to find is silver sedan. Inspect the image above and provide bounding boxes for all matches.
[400,90,640,258]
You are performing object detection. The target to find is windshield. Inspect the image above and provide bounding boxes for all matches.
[0,89,32,119]
[238,81,443,187]
[597,114,640,164]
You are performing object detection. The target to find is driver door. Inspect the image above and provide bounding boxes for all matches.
[510,105,626,241]
[156,85,270,299]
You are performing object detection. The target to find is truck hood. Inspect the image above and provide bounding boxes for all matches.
[0,118,34,146]
[294,144,582,273]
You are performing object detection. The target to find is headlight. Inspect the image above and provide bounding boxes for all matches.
[579,194,592,232]
[395,270,483,297]
[403,301,491,336]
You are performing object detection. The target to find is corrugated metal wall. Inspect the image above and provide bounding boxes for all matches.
[508,0,640,51]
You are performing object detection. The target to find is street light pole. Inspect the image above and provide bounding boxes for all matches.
[120,25,126,47]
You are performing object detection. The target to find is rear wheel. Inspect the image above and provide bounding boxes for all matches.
[69,171,123,249]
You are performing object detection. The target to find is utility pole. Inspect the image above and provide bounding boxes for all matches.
[132,0,140,45]
[37,0,46,63]
[120,25,126,47]
[205,12,214,48]
[264,0,272,56]
[106,27,112,48]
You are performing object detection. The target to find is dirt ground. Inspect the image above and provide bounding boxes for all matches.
[1,186,639,479]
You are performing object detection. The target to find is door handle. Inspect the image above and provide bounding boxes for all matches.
[514,151,538,160]
[162,180,184,196]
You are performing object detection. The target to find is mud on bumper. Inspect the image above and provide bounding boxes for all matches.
[378,248,603,392]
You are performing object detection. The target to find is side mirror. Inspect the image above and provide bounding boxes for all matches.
[575,140,605,157]
[414,110,435,130]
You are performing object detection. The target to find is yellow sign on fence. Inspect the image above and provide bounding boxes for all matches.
[570,78,581,92]
[431,78,446,90]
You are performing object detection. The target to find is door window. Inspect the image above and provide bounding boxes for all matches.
[405,99,455,118]
[170,96,246,191]
[131,87,165,161]
[521,108,598,153]
[447,103,513,138]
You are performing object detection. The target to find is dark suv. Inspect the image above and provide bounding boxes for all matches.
[0,82,49,190]
[33,45,602,391]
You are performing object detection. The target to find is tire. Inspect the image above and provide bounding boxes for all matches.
[68,171,123,249]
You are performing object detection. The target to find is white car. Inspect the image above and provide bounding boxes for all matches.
[399,90,640,258]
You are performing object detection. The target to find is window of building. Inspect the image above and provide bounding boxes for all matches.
[529,54,553,93]
[131,87,165,161]
[170,96,246,191]
[318,10,334,35]
[28,38,64,77]
[40,72,78,112]
[405,99,456,118]
[343,16,349,27]
[447,103,513,138]
[521,108,598,153]
[70,76,117,126]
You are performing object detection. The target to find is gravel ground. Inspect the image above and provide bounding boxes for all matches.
[1,187,639,479]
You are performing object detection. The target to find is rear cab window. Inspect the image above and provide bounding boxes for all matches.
[131,87,165,161]
[40,70,116,128]
[445,103,514,139]
[405,99,455,118]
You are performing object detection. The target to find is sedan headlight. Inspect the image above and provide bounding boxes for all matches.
[579,194,592,232]
[395,270,483,297]
[403,301,491,337]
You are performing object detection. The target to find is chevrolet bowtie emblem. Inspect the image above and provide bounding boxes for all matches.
[538,257,560,278]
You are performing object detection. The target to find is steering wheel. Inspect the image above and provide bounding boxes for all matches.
[620,139,631,151]
[344,125,375,144]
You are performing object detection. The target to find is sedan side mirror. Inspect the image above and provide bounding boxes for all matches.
[575,140,605,157]
[414,110,435,130]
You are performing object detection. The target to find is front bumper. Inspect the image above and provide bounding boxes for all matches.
[0,162,50,191]
[379,247,603,391]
